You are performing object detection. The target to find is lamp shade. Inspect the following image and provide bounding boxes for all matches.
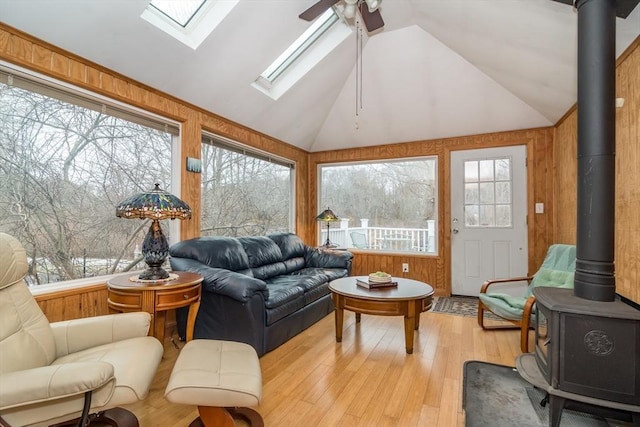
[316,207,339,248]
[316,207,339,223]
[116,183,191,221]
[116,184,191,281]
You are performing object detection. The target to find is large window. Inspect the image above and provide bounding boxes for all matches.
[201,134,294,237]
[0,67,177,286]
[319,158,438,254]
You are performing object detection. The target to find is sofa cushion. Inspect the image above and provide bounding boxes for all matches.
[265,274,332,307]
[238,237,287,280]
[302,282,330,305]
[170,237,251,274]
[266,274,326,292]
[268,233,306,260]
[262,282,305,325]
[294,267,346,282]
[282,257,306,274]
[305,248,353,269]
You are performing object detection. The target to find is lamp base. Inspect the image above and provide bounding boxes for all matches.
[129,272,177,283]
[322,238,338,248]
[140,219,170,281]
[138,267,170,281]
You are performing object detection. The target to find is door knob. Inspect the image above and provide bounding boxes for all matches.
[452,228,459,234]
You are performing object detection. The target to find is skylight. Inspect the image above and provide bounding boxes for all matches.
[253,8,352,100]
[149,0,206,27]
[141,0,238,50]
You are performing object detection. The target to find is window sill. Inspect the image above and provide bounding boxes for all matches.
[29,271,144,296]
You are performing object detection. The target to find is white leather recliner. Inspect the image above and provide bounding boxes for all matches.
[0,233,164,426]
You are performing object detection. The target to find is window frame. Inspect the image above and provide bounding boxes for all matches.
[200,132,296,237]
[0,61,183,292]
[317,156,439,255]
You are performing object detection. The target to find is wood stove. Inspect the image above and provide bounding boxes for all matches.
[516,0,640,426]
[533,287,640,405]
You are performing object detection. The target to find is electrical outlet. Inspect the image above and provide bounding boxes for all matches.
[402,263,409,273]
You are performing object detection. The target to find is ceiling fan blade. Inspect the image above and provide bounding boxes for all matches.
[299,0,340,21]
[359,2,384,33]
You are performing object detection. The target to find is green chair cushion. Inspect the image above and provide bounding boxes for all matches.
[479,293,527,320]
[481,244,576,321]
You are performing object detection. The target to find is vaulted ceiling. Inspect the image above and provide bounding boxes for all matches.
[1,0,638,152]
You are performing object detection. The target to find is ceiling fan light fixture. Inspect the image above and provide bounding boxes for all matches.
[364,0,381,13]
[343,0,357,19]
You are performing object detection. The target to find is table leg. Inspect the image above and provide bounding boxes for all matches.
[333,294,343,343]
[355,313,361,323]
[404,302,417,354]
[155,311,166,344]
[186,300,201,342]
[414,301,421,330]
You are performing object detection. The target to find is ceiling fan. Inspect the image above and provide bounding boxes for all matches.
[299,0,384,33]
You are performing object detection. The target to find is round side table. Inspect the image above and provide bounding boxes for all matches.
[107,271,203,344]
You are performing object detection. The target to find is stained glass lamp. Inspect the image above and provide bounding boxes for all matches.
[316,207,340,247]
[116,184,191,281]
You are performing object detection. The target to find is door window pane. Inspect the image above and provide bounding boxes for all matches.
[496,205,512,227]
[465,161,478,182]
[465,183,479,204]
[495,159,510,181]
[479,182,495,204]
[496,182,511,203]
[479,160,494,181]
[463,157,512,228]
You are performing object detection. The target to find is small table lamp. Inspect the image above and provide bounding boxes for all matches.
[316,207,340,248]
[116,184,191,281]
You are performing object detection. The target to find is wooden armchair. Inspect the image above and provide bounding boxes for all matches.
[477,244,576,353]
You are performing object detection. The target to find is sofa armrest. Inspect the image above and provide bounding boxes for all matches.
[51,312,152,357]
[0,362,114,410]
[304,247,353,270]
[171,258,268,302]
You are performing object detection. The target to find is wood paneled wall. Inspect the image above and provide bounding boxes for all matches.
[554,36,640,303]
[7,23,638,319]
[310,128,555,296]
[34,284,109,322]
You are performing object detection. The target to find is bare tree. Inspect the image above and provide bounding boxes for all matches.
[0,82,172,284]
[320,160,437,228]
[201,142,291,237]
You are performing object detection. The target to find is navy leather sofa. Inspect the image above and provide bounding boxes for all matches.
[169,233,353,356]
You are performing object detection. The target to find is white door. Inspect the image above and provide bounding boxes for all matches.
[450,146,528,297]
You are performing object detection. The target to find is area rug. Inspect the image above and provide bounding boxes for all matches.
[430,295,501,320]
[463,361,631,427]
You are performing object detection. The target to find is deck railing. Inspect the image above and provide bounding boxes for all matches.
[322,220,436,254]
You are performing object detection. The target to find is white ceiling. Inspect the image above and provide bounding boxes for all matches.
[1,0,638,152]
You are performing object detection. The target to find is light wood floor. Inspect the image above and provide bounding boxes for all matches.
[123,311,524,426]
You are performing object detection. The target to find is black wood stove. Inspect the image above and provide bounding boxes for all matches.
[517,0,640,426]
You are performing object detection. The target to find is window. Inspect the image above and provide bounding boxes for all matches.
[463,158,512,227]
[141,0,239,50]
[319,158,438,254]
[201,134,294,237]
[252,7,351,100]
[149,0,207,27]
[0,65,178,286]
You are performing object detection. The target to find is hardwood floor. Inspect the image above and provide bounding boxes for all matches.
[123,311,523,426]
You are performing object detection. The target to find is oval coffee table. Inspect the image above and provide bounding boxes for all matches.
[329,276,434,354]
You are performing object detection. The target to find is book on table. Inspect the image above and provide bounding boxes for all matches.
[356,278,398,289]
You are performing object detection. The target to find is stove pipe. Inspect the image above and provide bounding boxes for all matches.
[574,0,617,302]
